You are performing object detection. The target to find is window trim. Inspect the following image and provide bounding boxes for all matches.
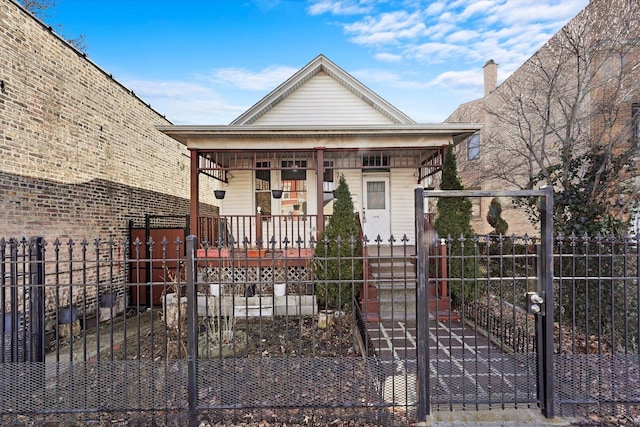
[467,133,481,161]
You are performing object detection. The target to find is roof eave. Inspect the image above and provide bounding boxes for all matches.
[157,123,483,146]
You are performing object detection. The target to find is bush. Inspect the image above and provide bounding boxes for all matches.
[314,175,362,311]
[433,149,476,302]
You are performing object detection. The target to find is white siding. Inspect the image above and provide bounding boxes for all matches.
[221,170,254,216]
[339,169,363,217]
[390,168,417,244]
[253,73,395,126]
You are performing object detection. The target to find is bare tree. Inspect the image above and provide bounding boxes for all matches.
[18,0,87,53]
[19,0,56,20]
[480,0,640,235]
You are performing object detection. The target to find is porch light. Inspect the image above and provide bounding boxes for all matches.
[214,190,226,200]
[272,189,283,199]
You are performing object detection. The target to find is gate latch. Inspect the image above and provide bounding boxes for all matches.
[525,292,545,315]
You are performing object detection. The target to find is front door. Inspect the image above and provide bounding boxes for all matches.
[362,175,390,239]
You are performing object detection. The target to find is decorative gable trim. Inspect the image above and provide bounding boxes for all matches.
[230,55,415,125]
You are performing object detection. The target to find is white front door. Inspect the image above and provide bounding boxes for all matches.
[362,176,390,240]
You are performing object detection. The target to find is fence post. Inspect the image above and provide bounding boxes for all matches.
[9,238,19,362]
[415,187,430,420]
[29,236,45,363]
[540,186,555,418]
[186,235,198,425]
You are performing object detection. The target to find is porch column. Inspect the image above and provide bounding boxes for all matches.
[190,149,199,239]
[316,147,325,237]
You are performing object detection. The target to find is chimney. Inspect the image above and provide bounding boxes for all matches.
[483,59,497,97]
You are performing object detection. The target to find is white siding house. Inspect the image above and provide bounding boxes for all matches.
[159,55,481,246]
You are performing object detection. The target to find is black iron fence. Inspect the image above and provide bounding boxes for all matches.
[0,235,395,426]
[2,232,640,424]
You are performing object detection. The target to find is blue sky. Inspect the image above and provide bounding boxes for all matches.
[46,0,589,125]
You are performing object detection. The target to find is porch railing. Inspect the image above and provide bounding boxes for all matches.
[198,214,323,250]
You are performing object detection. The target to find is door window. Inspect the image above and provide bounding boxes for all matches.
[367,181,385,209]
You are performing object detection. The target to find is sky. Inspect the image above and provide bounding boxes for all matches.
[45,0,590,125]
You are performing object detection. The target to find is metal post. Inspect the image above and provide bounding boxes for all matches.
[186,235,198,424]
[415,187,430,419]
[29,236,45,363]
[540,185,555,418]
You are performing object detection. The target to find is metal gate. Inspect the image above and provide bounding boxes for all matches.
[414,187,554,421]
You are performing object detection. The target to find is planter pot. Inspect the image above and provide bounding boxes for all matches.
[59,306,78,325]
[3,312,22,333]
[271,189,283,199]
[247,248,267,258]
[100,292,118,307]
[214,190,226,200]
[274,283,286,296]
[197,248,231,258]
[284,248,314,258]
[318,310,334,329]
[210,283,221,297]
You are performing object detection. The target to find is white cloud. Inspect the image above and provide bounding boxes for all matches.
[344,10,428,45]
[425,1,446,16]
[429,69,484,89]
[204,66,299,91]
[121,78,246,125]
[307,0,374,16]
[319,0,588,74]
[374,52,403,62]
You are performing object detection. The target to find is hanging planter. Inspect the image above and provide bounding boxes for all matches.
[272,189,283,199]
[214,190,226,200]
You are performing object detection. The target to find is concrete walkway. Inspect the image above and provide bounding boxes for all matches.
[367,318,577,426]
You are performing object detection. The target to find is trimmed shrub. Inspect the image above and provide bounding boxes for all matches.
[314,175,362,311]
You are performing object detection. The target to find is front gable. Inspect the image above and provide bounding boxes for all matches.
[231,55,415,126]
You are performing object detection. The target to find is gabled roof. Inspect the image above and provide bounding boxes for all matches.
[230,54,416,125]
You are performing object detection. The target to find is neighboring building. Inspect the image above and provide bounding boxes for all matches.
[446,0,640,235]
[0,0,219,243]
[159,55,482,246]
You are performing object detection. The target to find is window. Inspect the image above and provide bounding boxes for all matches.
[323,160,334,195]
[362,154,390,172]
[467,133,480,160]
[632,103,640,146]
[255,161,271,215]
[281,160,307,216]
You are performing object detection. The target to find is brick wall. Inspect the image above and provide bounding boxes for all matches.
[0,0,218,243]
[0,0,222,322]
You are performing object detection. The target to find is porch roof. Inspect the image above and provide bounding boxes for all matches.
[157,123,483,149]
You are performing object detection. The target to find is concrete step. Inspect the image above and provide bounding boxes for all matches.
[368,263,416,275]
[380,309,416,321]
[425,409,575,426]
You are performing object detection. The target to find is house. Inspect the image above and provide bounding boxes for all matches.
[446,0,640,235]
[159,55,481,247]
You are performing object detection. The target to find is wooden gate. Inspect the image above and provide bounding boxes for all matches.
[129,214,189,306]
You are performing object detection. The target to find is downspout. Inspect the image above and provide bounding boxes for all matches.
[316,147,325,237]
[190,150,199,241]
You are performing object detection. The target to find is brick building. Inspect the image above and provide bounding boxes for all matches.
[446,0,640,235]
[0,0,218,243]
